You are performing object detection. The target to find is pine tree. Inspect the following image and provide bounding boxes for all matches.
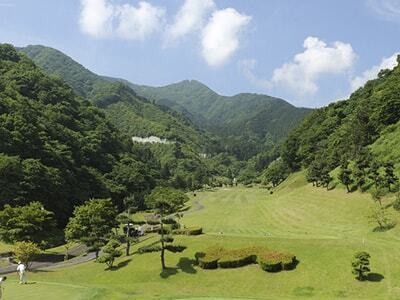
[351,252,371,281]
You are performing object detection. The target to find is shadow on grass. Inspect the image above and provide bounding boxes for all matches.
[373,222,396,232]
[32,253,74,263]
[177,257,197,274]
[179,206,191,213]
[30,269,53,273]
[293,286,314,297]
[159,257,197,279]
[110,259,132,271]
[367,273,384,282]
[160,267,178,278]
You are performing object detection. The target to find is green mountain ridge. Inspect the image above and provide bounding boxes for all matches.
[281,56,400,173]
[19,44,311,161]
[18,45,212,152]
[122,79,312,143]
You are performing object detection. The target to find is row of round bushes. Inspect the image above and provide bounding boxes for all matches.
[194,246,297,272]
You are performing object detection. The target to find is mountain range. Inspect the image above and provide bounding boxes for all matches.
[19,45,311,160]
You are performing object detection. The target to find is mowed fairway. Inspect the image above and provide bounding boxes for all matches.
[5,172,400,299]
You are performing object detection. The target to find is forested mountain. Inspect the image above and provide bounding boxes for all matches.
[18,45,213,152]
[19,44,310,162]
[124,80,311,159]
[0,44,159,225]
[280,56,400,173]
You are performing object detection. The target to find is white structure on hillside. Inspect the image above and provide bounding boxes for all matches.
[132,136,172,144]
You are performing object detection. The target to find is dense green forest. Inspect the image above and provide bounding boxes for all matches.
[18,45,313,188]
[18,45,213,150]
[124,80,311,160]
[18,45,224,192]
[20,45,311,161]
[0,44,161,225]
[276,56,400,192]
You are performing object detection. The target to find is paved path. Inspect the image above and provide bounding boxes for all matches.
[0,244,95,275]
[183,199,205,215]
[0,199,206,275]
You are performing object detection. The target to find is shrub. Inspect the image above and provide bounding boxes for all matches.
[164,245,186,253]
[173,227,203,235]
[161,235,174,243]
[195,246,225,269]
[186,227,203,235]
[138,244,161,254]
[195,246,297,273]
[162,218,177,224]
[147,219,160,225]
[13,241,41,269]
[258,251,296,272]
[282,255,297,270]
[157,225,171,234]
[218,254,256,268]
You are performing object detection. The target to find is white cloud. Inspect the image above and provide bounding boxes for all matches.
[368,0,400,22]
[201,8,251,67]
[79,0,165,40]
[271,36,357,95]
[164,0,215,45]
[238,59,272,89]
[79,0,114,38]
[351,53,399,91]
[116,2,165,40]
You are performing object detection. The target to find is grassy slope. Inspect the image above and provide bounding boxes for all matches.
[5,172,400,299]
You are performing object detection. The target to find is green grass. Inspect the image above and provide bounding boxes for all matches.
[4,172,400,299]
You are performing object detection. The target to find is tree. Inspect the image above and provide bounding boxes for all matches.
[97,239,122,269]
[13,241,41,269]
[306,156,331,189]
[264,159,289,187]
[0,202,57,248]
[369,206,391,231]
[338,166,353,193]
[393,182,400,211]
[65,199,118,258]
[351,251,371,281]
[117,194,137,256]
[383,162,398,192]
[145,187,188,270]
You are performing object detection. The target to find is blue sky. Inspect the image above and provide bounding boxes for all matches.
[0,0,399,108]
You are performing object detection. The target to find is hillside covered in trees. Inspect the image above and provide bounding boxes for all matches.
[19,45,311,161]
[0,44,160,225]
[273,56,400,192]
[18,45,214,152]
[124,80,312,160]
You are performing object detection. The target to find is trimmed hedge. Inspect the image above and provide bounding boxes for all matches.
[218,254,256,268]
[173,227,203,236]
[157,225,172,234]
[164,244,187,253]
[162,218,177,224]
[138,244,161,253]
[258,251,296,272]
[147,219,160,225]
[195,246,297,273]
